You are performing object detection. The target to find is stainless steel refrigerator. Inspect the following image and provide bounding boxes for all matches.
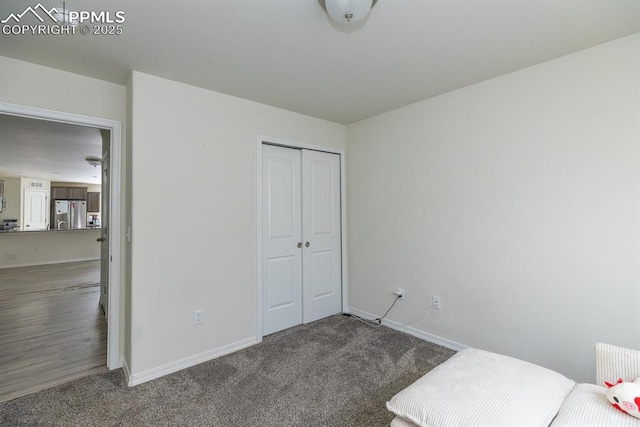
[53,200,87,230]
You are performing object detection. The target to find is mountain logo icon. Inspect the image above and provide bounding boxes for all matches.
[1,3,59,24]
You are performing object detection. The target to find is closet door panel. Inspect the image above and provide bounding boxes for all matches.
[262,145,302,335]
[302,150,342,324]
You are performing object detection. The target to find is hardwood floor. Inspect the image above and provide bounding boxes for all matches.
[0,261,107,402]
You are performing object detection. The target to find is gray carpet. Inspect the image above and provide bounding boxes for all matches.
[0,315,455,426]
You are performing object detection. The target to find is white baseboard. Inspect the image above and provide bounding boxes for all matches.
[348,307,467,352]
[126,337,259,386]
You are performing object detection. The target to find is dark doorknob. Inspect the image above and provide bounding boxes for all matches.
[97,237,105,242]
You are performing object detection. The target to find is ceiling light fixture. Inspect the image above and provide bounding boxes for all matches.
[86,156,101,167]
[54,2,79,27]
[321,0,377,24]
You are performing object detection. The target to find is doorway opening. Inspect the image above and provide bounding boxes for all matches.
[0,103,122,401]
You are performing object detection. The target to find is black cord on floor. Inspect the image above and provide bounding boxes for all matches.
[375,295,401,324]
[347,294,402,328]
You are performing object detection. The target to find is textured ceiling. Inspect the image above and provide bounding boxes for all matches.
[0,0,638,125]
[0,114,103,184]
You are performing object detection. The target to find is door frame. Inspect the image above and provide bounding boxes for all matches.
[0,102,122,370]
[256,135,348,341]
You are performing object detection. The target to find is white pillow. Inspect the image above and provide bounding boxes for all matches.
[386,348,575,427]
[550,383,640,426]
[391,416,418,427]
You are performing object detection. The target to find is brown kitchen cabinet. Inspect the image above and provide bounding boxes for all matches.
[70,187,87,200]
[51,186,87,200]
[87,192,100,212]
[51,186,70,200]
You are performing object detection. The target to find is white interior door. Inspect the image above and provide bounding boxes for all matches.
[302,150,342,323]
[262,145,303,335]
[99,151,110,318]
[23,189,48,231]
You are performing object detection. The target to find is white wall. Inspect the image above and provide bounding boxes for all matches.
[0,229,101,268]
[347,34,640,383]
[128,71,346,379]
[0,56,126,121]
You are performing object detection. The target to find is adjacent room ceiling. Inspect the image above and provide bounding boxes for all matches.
[0,0,639,124]
[0,114,103,184]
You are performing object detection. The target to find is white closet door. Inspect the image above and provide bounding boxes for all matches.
[262,145,303,335]
[302,150,342,324]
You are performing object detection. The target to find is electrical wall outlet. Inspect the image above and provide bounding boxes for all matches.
[194,309,203,325]
[432,296,441,310]
[394,287,405,300]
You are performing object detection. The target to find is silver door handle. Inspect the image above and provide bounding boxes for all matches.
[297,242,302,248]
[305,242,310,247]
